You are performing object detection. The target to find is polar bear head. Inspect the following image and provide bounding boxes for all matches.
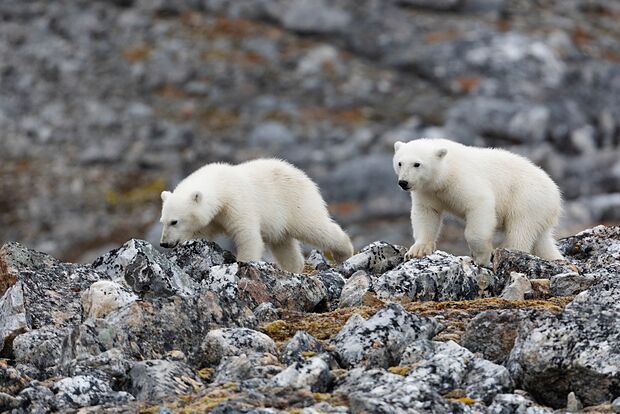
[159,190,204,248]
[393,139,448,192]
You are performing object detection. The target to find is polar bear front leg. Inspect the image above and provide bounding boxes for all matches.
[406,204,442,260]
[232,227,265,263]
[464,203,496,267]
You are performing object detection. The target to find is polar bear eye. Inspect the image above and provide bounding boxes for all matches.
[398,162,402,167]
[170,220,178,226]
[414,162,421,168]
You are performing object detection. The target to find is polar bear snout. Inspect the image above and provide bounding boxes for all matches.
[159,241,177,249]
[398,180,410,191]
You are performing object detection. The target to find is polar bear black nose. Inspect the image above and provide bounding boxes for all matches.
[160,242,171,248]
[398,180,409,190]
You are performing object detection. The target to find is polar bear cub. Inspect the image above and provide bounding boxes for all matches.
[159,159,354,273]
[393,138,563,266]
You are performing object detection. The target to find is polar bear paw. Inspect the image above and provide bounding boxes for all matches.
[405,242,435,261]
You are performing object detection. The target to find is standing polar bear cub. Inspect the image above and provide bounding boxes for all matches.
[159,159,354,273]
[393,138,563,266]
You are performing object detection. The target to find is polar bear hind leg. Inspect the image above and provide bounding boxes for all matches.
[532,230,564,260]
[269,238,305,273]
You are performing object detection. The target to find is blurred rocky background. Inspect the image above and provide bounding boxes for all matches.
[1,0,620,262]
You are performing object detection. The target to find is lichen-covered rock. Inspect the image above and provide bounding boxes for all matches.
[0,364,30,396]
[488,393,553,414]
[401,340,513,404]
[549,272,597,297]
[92,239,197,297]
[201,328,277,367]
[335,368,453,413]
[205,262,327,312]
[331,303,441,368]
[61,348,133,388]
[314,270,345,311]
[52,375,133,409]
[128,359,203,401]
[508,278,620,408]
[272,356,333,392]
[12,326,72,371]
[461,309,552,365]
[306,250,330,271]
[280,331,327,366]
[339,242,407,278]
[165,239,236,282]
[338,270,371,308]
[280,0,351,34]
[81,280,138,320]
[212,353,283,385]
[492,249,575,281]
[0,243,105,354]
[253,302,280,324]
[17,384,55,413]
[375,251,500,302]
[499,272,532,301]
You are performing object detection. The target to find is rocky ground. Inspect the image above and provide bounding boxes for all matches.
[0,224,619,413]
[2,0,620,261]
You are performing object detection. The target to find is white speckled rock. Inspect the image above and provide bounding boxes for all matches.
[339,242,407,278]
[81,280,138,319]
[331,303,441,368]
[338,270,371,308]
[272,356,333,392]
[128,359,203,401]
[52,375,133,409]
[375,251,500,302]
[201,328,277,367]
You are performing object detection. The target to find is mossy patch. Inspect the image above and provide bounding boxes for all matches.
[105,178,166,208]
[260,297,573,343]
[388,366,412,376]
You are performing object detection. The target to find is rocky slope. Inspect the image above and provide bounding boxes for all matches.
[2,0,620,261]
[0,225,619,413]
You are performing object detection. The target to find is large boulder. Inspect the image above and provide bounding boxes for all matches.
[331,303,441,368]
[128,359,204,401]
[200,328,278,367]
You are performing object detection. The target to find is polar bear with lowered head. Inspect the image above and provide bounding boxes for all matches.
[393,138,563,266]
[159,159,354,273]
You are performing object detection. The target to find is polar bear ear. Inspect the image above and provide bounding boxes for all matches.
[191,191,203,204]
[436,148,448,158]
[161,191,171,202]
[394,141,404,151]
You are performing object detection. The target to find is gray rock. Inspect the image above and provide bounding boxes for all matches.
[338,270,371,308]
[508,278,620,408]
[0,243,105,355]
[558,225,620,277]
[305,250,331,272]
[12,326,71,371]
[339,241,407,278]
[165,239,236,282]
[205,262,328,312]
[549,272,597,296]
[17,385,55,414]
[335,368,452,413]
[281,0,351,34]
[0,392,23,412]
[253,302,280,324]
[492,249,575,282]
[461,309,551,365]
[249,121,296,148]
[331,303,441,368]
[500,272,532,300]
[272,356,333,392]
[612,396,620,413]
[128,359,203,401]
[61,348,133,387]
[487,393,553,414]
[52,375,133,409]
[201,328,277,367]
[81,280,138,319]
[92,239,197,298]
[280,331,327,366]
[212,353,283,385]
[314,270,345,311]
[566,391,583,412]
[402,340,513,404]
[375,251,500,302]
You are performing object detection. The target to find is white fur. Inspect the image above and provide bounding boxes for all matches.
[393,138,563,265]
[160,159,354,273]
